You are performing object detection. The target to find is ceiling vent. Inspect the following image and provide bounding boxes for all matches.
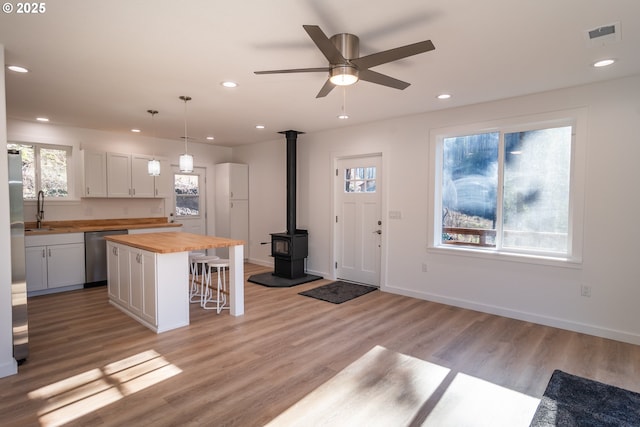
[584,22,621,47]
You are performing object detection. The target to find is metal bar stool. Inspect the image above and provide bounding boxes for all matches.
[201,258,230,314]
[189,253,217,303]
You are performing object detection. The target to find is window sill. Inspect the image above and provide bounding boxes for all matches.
[428,244,582,269]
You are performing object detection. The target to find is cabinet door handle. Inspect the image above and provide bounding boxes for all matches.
[230,202,234,208]
[86,187,90,195]
[230,191,234,198]
[42,249,46,258]
[48,248,52,257]
[133,188,136,196]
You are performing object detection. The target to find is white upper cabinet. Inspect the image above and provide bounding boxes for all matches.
[131,154,156,198]
[107,152,133,197]
[229,163,249,200]
[153,158,172,198]
[82,150,170,198]
[82,150,108,198]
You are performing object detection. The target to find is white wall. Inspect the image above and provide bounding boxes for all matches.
[1,46,19,377]
[236,75,640,345]
[7,119,233,228]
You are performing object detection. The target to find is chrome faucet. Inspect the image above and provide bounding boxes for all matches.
[36,190,45,229]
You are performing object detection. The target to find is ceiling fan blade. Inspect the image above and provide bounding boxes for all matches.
[303,25,346,64]
[254,67,329,75]
[316,79,335,98]
[358,69,410,90]
[351,40,435,69]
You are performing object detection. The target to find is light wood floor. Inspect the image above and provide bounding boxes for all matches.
[2,263,640,426]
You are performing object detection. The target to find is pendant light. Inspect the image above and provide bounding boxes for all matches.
[179,95,194,173]
[147,109,161,176]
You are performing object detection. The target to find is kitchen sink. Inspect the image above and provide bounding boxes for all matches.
[25,227,55,232]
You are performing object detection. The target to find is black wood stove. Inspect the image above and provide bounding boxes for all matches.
[271,130,309,279]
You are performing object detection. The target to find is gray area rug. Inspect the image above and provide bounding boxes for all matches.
[299,281,377,304]
[530,369,640,426]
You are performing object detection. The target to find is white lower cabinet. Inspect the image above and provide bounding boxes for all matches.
[128,248,157,325]
[107,242,185,332]
[25,233,85,295]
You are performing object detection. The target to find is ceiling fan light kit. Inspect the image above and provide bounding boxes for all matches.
[254,24,435,98]
[330,65,359,86]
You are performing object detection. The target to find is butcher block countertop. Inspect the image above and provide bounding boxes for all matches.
[24,217,182,235]
[104,232,244,254]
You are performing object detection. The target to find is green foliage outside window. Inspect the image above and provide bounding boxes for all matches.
[7,143,69,199]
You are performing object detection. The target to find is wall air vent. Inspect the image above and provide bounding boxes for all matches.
[584,22,621,47]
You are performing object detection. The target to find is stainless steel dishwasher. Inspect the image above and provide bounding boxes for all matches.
[85,230,128,285]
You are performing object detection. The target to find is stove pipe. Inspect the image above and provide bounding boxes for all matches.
[279,130,304,234]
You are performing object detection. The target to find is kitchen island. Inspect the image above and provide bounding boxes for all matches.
[105,232,244,333]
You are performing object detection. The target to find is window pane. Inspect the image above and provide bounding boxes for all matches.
[174,174,200,216]
[442,133,499,246]
[344,166,376,193]
[502,126,572,252]
[40,147,68,197]
[8,144,36,199]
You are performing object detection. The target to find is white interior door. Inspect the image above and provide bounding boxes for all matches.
[172,166,207,240]
[335,155,382,286]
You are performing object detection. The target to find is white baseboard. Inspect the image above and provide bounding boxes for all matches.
[247,257,273,268]
[382,285,640,346]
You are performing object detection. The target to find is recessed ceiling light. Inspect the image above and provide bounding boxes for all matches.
[255,125,265,129]
[437,93,452,100]
[593,59,615,68]
[221,81,238,88]
[7,65,29,73]
[337,114,349,120]
[206,136,215,140]
[131,128,141,133]
[36,117,49,122]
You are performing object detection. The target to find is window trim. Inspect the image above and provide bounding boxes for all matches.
[427,108,586,267]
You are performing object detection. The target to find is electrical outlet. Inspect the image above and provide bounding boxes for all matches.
[581,285,592,297]
[422,263,428,272]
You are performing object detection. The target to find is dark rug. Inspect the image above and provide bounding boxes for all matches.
[530,369,640,426]
[299,281,377,304]
[248,272,322,288]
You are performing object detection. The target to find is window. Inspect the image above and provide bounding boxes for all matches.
[174,174,200,216]
[430,110,585,263]
[344,166,377,193]
[7,142,71,199]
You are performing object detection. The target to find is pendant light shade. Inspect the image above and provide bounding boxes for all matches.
[179,153,193,173]
[179,95,194,173]
[147,109,161,176]
[148,158,161,176]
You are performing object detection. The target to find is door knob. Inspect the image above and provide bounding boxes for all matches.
[373,230,382,235]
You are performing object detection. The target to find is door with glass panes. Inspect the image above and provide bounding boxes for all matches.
[335,155,382,286]
[172,166,207,243]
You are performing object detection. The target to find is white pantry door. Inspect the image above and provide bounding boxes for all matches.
[335,155,382,286]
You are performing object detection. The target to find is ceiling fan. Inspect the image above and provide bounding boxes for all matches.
[254,25,435,98]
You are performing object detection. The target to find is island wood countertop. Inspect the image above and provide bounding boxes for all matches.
[104,232,244,254]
